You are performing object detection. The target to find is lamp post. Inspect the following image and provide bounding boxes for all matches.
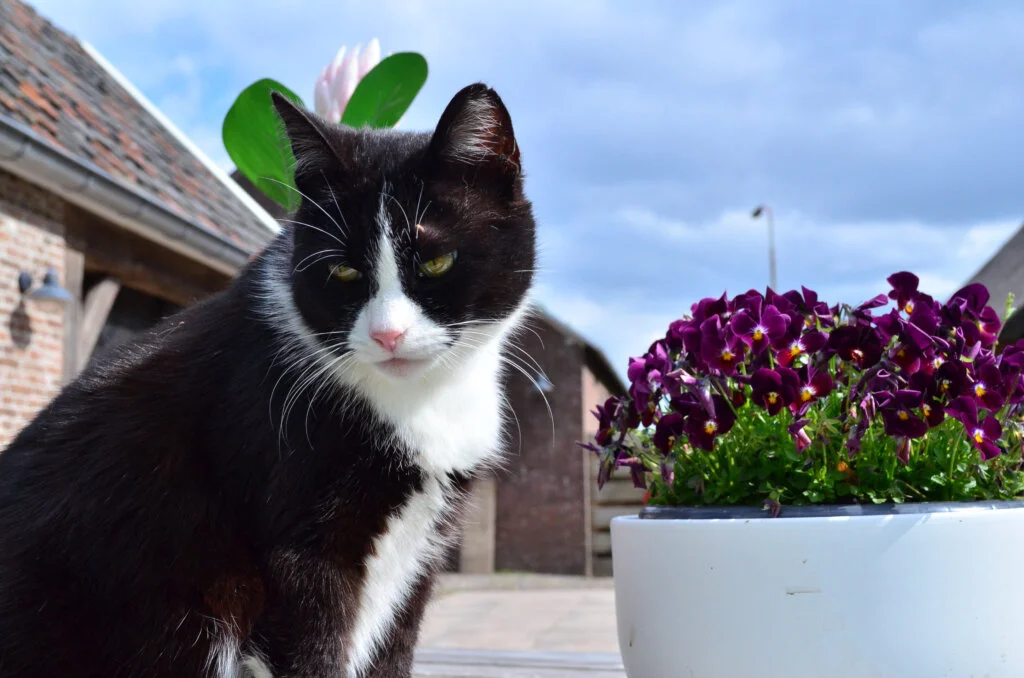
[751,204,777,291]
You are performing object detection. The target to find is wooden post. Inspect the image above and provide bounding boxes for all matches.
[62,246,84,384]
[77,277,121,372]
[458,476,497,574]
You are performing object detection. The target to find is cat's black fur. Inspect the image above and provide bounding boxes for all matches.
[0,84,535,677]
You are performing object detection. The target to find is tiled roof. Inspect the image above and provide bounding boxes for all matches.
[0,0,273,255]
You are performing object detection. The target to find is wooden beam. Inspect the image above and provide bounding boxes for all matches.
[77,277,121,371]
[62,246,85,384]
[65,204,232,308]
[83,248,208,308]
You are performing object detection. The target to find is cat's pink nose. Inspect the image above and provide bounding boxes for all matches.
[371,328,405,353]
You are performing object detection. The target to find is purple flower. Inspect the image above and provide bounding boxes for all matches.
[936,360,969,399]
[652,412,685,453]
[945,396,1003,460]
[783,286,836,328]
[827,325,884,369]
[788,418,812,452]
[851,293,890,325]
[794,368,834,412]
[627,343,671,424]
[880,390,928,439]
[971,360,1008,411]
[888,271,920,314]
[684,395,736,451]
[949,283,1001,348]
[699,316,742,374]
[750,368,799,415]
[922,397,945,427]
[896,437,912,465]
[591,396,623,446]
[775,330,827,368]
[730,300,790,354]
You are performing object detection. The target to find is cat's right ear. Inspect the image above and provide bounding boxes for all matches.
[270,92,340,186]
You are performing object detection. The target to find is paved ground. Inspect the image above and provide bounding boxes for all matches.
[412,574,623,677]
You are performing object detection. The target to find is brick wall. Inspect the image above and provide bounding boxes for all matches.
[495,316,587,574]
[0,169,67,448]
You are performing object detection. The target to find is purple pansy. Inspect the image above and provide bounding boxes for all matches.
[880,390,928,439]
[945,396,1003,460]
[730,300,790,354]
[699,316,742,374]
[684,395,736,451]
[751,368,798,415]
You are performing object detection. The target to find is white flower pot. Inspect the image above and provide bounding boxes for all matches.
[611,502,1024,678]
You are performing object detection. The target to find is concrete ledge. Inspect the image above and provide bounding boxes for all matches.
[436,574,613,594]
[414,649,625,677]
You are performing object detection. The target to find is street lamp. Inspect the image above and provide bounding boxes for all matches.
[751,204,777,291]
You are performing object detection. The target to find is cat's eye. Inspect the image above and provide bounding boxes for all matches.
[329,264,362,282]
[418,251,457,278]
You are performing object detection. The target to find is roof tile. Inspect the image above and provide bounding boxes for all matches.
[1,0,274,256]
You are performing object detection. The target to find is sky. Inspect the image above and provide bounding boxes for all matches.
[29,0,1024,380]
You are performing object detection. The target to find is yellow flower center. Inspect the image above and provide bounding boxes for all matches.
[932,357,944,369]
[940,379,951,392]
[896,348,906,358]
[922,404,932,417]
[974,429,985,444]
[897,410,909,421]
[975,383,986,397]
[800,387,814,403]
[704,421,718,435]
[767,392,779,405]
[789,343,802,358]
[752,328,764,341]
[905,302,914,314]
[721,349,735,363]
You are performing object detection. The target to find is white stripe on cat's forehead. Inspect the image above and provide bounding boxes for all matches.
[374,191,402,296]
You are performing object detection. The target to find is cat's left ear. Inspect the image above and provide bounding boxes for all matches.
[427,84,521,184]
[270,91,344,188]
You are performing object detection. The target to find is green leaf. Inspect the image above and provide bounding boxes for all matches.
[223,78,303,211]
[341,52,428,128]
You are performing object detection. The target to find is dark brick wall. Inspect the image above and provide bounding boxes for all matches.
[494,316,586,574]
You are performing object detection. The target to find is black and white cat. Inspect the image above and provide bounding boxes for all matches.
[0,83,536,677]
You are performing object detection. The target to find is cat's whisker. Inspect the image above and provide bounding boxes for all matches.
[385,192,412,240]
[278,218,346,248]
[516,318,547,351]
[271,340,351,448]
[321,170,351,237]
[281,348,349,444]
[303,352,357,448]
[446,336,556,446]
[294,249,347,274]
[262,176,346,236]
[456,328,545,376]
[281,358,334,449]
[413,180,425,240]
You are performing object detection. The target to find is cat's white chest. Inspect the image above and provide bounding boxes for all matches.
[363,345,507,476]
[345,474,448,678]
[344,351,506,677]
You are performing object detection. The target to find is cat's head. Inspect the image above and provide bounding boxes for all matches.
[267,84,536,387]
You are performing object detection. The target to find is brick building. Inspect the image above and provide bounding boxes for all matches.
[967,222,1024,345]
[2,0,632,575]
[0,0,277,445]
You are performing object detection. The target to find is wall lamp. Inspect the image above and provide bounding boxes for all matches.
[17,267,74,307]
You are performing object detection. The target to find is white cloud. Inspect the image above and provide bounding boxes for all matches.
[25,0,1024,379]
